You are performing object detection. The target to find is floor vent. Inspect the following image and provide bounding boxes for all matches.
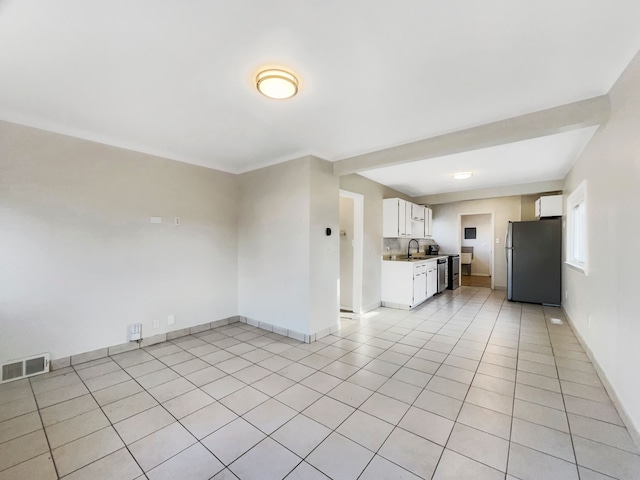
[1,353,50,384]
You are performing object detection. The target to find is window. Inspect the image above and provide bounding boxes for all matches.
[566,180,588,274]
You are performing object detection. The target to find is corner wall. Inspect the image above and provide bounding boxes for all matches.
[238,156,339,338]
[0,121,238,361]
[563,49,640,440]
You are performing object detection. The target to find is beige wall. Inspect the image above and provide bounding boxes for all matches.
[431,196,522,288]
[0,121,238,361]
[238,156,339,337]
[563,50,640,441]
[338,174,411,312]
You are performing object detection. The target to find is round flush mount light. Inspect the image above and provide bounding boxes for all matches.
[256,69,299,99]
[453,171,473,180]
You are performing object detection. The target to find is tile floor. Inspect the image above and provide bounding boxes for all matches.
[1,287,639,479]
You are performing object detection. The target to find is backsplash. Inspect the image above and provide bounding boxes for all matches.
[383,237,437,256]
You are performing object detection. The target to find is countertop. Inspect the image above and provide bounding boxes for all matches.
[382,254,449,262]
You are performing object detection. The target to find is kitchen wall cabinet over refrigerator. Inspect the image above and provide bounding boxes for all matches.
[535,195,563,218]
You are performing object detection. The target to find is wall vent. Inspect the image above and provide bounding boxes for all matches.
[1,353,50,384]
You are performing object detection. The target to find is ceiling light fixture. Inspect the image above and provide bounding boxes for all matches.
[256,69,299,99]
[453,171,473,180]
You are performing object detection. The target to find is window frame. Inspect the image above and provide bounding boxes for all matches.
[566,180,588,275]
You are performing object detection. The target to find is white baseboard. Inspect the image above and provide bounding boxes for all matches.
[563,308,640,452]
[51,316,241,370]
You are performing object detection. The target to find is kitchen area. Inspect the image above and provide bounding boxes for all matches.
[378,194,564,311]
[380,198,461,310]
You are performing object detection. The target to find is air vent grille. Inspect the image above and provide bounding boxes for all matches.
[1,354,49,383]
[2,362,23,382]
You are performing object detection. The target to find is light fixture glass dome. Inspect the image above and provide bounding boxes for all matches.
[453,171,473,180]
[256,69,298,99]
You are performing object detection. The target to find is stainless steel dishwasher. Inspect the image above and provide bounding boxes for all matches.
[437,257,448,293]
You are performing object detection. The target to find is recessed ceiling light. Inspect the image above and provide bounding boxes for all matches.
[453,171,473,180]
[256,69,299,99]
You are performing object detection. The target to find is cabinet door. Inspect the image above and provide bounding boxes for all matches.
[400,200,412,237]
[383,199,400,237]
[425,208,433,237]
[398,200,407,237]
[427,266,438,297]
[412,203,425,221]
[413,272,427,304]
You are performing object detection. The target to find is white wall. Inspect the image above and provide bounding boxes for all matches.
[238,158,311,333]
[0,121,238,361]
[339,196,354,310]
[339,174,411,312]
[563,50,640,441]
[309,158,340,335]
[431,196,521,288]
[238,156,339,337]
[461,214,492,275]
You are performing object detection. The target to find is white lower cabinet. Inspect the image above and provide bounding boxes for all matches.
[426,263,438,298]
[382,259,439,309]
[413,264,427,305]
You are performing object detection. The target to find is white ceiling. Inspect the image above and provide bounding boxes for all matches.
[1,1,639,189]
[359,127,599,197]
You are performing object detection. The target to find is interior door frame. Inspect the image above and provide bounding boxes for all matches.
[457,212,495,289]
[339,190,364,314]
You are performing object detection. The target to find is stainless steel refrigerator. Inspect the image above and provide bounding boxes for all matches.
[506,218,562,306]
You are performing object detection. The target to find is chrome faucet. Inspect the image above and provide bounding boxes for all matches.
[407,239,419,259]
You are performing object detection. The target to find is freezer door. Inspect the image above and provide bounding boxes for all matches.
[510,219,562,305]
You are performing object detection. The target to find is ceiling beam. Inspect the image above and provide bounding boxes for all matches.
[413,179,565,205]
[333,95,610,176]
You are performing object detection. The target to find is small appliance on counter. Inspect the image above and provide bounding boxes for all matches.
[427,244,440,255]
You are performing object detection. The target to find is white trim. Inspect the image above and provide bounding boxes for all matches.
[457,212,495,289]
[563,309,640,451]
[340,190,365,314]
[566,180,588,275]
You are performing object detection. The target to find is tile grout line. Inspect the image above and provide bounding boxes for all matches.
[504,299,523,480]
[543,306,582,480]
[27,376,61,479]
[432,290,513,478]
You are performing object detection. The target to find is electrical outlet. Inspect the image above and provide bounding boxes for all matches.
[495,238,500,244]
[168,315,175,326]
[565,290,568,299]
[153,319,160,329]
[174,217,181,226]
[587,315,591,327]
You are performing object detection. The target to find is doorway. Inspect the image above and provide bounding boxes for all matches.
[339,190,364,314]
[459,213,494,289]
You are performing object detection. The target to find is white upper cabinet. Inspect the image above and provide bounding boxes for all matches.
[424,207,433,237]
[384,199,433,238]
[383,198,412,238]
[535,195,563,218]
[411,203,425,221]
